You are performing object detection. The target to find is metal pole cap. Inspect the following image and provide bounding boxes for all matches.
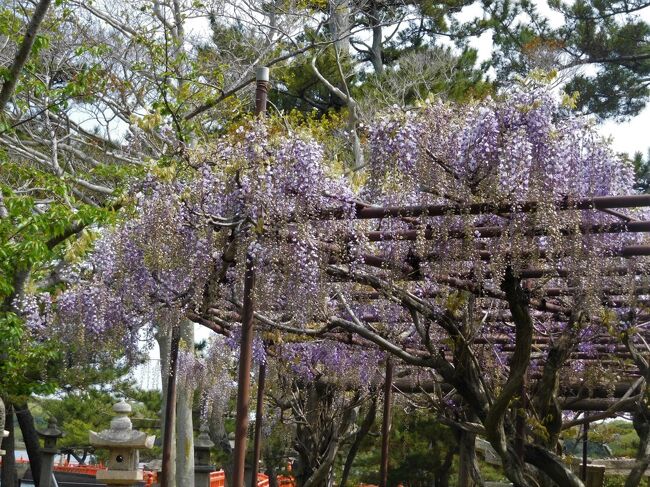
[256,66,269,82]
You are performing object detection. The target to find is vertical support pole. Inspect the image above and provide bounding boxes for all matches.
[232,254,257,487]
[231,66,267,487]
[255,67,269,117]
[250,362,267,487]
[160,324,181,487]
[582,412,589,481]
[379,358,394,487]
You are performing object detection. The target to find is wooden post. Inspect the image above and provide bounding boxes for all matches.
[585,465,605,487]
[255,67,269,117]
[160,324,181,487]
[379,359,394,487]
[231,67,267,487]
[250,362,267,487]
[232,254,257,487]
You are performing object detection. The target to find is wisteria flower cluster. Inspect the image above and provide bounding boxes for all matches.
[54,179,213,348]
[282,340,384,385]
[194,123,361,321]
[365,81,644,306]
[177,336,235,421]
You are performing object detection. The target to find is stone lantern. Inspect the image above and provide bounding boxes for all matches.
[0,397,7,457]
[89,399,155,486]
[194,422,215,487]
[38,417,64,487]
[0,431,7,457]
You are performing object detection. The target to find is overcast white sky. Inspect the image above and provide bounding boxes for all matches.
[458,1,650,157]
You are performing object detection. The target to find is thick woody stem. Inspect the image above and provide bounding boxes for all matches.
[0,0,53,111]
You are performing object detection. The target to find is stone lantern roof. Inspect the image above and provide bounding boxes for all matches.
[89,399,155,449]
[38,417,63,439]
[195,423,215,450]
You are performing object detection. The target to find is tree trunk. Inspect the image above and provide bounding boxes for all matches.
[157,324,177,487]
[458,429,483,487]
[265,457,279,487]
[1,402,16,487]
[339,398,377,487]
[295,386,321,487]
[210,402,233,486]
[15,402,41,487]
[329,0,350,55]
[0,0,52,111]
[251,362,267,487]
[369,0,383,74]
[160,324,180,487]
[294,383,360,487]
[301,438,342,487]
[624,404,650,487]
[524,444,584,487]
[487,271,535,487]
[176,320,195,486]
[436,448,455,487]
[379,360,393,487]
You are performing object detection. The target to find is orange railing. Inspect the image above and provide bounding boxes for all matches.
[0,458,295,487]
[278,475,296,487]
[257,473,270,487]
[144,470,157,486]
[54,463,107,475]
[210,470,226,487]
[208,470,296,487]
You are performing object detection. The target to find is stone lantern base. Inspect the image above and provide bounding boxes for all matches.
[1,429,8,456]
[96,469,144,485]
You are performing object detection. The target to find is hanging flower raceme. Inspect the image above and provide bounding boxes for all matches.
[281,340,384,386]
[193,123,361,323]
[52,179,214,349]
[364,81,645,305]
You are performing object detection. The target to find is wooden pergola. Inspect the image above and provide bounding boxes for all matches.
[228,195,650,485]
[164,75,650,487]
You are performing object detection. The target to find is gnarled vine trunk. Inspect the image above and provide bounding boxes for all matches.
[624,402,650,487]
[293,381,360,487]
[524,444,584,487]
[339,398,377,487]
[16,402,42,487]
[457,428,483,487]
